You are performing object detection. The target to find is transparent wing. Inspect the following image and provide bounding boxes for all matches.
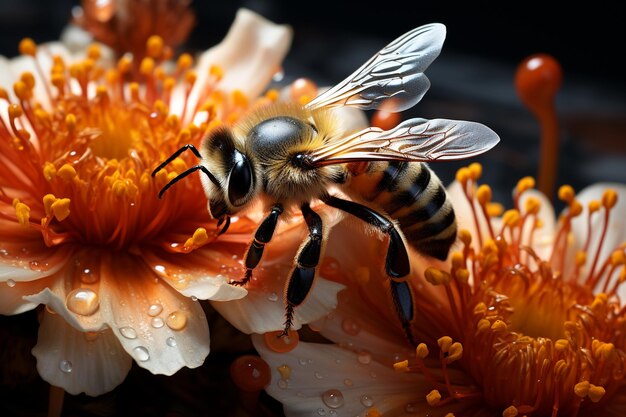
[309,118,500,166]
[305,23,446,113]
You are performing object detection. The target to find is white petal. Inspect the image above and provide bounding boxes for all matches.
[0,275,56,314]
[253,335,426,417]
[181,8,292,121]
[32,311,132,396]
[0,243,72,283]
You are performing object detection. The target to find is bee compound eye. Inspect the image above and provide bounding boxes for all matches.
[227,152,253,206]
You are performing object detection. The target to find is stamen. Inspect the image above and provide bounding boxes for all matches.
[14,200,30,226]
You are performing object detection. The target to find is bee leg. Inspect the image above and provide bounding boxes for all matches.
[322,195,415,345]
[230,204,283,286]
[281,203,322,336]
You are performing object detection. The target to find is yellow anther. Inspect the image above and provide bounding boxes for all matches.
[50,198,71,221]
[483,239,499,255]
[184,70,197,85]
[575,251,587,267]
[57,164,77,182]
[232,90,248,107]
[473,302,487,316]
[554,359,569,379]
[188,123,199,137]
[139,172,151,191]
[445,342,463,363]
[20,72,35,89]
[13,80,29,100]
[176,53,193,71]
[558,185,575,203]
[426,389,441,406]
[85,44,100,61]
[82,58,95,73]
[424,267,451,286]
[502,406,518,417]
[146,35,164,58]
[117,55,132,74]
[468,162,482,180]
[42,194,56,216]
[476,318,491,333]
[153,100,169,115]
[393,360,409,372]
[209,65,224,80]
[176,129,191,144]
[574,381,590,398]
[9,103,23,119]
[129,83,140,101]
[458,229,472,246]
[476,184,492,206]
[416,343,429,359]
[96,85,109,100]
[451,251,465,269]
[165,114,180,130]
[139,57,155,76]
[569,200,583,217]
[588,200,601,213]
[112,180,128,197]
[265,88,279,101]
[602,189,618,209]
[524,196,541,215]
[595,342,615,361]
[43,162,56,181]
[486,202,504,217]
[437,336,453,353]
[491,320,507,332]
[365,408,382,417]
[189,228,209,247]
[554,339,569,352]
[15,202,30,226]
[502,209,521,228]
[51,74,65,91]
[455,268,469,284]
[444,414,456,417]
[0,87,8,100]
[516,176,535,194]
[297,95,312,106]
[65,114,76,131]
[455,167,470,184]
[19,38,37,56]
[588,384,606,403]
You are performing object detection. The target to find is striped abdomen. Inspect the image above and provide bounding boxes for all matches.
[345,161,456,260]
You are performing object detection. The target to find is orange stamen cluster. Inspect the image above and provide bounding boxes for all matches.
[406,164,626,416]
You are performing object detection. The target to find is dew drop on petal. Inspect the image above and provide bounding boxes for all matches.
[59,359,72,373]
[191,295,198,301]
[230,355,271,392]
[360,395,374,407]
[79,267,99,284]
[314,371,324,379]
[6,279,16,287]
[166,311,187,330]
[343,378,353,387]
[166,337,177,347]
[264,330,299,353]
[66,288,99,316]
[148,303,163,316]
[119,326,137,339]
[316,409,326,416]
[267,292,278,302]
[341,317,361,336]
[357,350,372,365]
[321,389,344,409]
[277,379,288,389]
[133,346,150,362]
[29,260,40,270]
[151,317,164,328]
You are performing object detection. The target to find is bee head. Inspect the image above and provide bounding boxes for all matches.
[201,126,258,218]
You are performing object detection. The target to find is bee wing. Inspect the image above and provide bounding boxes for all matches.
[309,118,500,166]
[305,23,446,113]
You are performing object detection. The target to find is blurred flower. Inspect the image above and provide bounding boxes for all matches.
[0,8,295,396]
[254,166,626,417]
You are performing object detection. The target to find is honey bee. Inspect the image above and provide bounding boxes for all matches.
[152,23,499,343]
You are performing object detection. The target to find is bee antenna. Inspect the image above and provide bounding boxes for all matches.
[151,144,203,177]
[157,164,219,199]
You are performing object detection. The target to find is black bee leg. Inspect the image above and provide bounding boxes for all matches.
[282,203,323,336]
[230,204,283,286]
[322,195,415,345]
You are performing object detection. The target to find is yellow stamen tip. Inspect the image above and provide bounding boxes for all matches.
[575,250,587,267]
[57,164,77,182]
[611,250,626,266]
[416,343,429,359]
[15,202,30,226]
[502,209,521,228]
[473,302,487,316]
[184,70,197,85]
[426,389,441,406]
[232,89,248,107]
[189,228,209,247]
[455,167,470,184]
[558,184,575,203]
[87,43,102,60]
[574,381,590,398]
[455,268,469,284]
[51,198,71,221]
[437,336,453,353]
[554,339,569,352]
[0,87,8,101]
[265,88,279,101]
[588,200,601,213]
[491,320,508,332]
[117,55,132,74]
[602,189,618,209]
[112,179,128,197]
[476,318,491,333]
[20,71,35,89]
[424,267,451,286]
[569,200,583,217]
[444,414,456,417]
[445,342,463,363]
[451,251,465,268]
[177,53,193,71]
[516,176,535,194]
[9,103,23,119]
[140,57,155,76]
[13,80,28,100]
[393,359,409,372]
[524,196,541,215]
[486,202,504,217]
[476,184,492,206]
[588,384,606,402]
[19,38,37,56]
[502,405,518,417]
[468,162,482,180]
[42,194,57,216]
[458,229,472,246]
[209,65,224,80]
[146,35,164,58]
[43,162,57,181]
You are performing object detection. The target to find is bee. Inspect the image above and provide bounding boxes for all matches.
[152,23,499,343]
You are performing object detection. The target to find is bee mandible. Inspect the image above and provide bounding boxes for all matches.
[152,23,500,344]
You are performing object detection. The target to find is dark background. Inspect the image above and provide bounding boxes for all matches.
[0,1,625,416]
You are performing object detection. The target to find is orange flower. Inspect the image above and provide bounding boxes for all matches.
[0,9,294,396]
[254,168,626,417]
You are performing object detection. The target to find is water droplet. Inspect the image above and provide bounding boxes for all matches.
[360,395,374,407]
[277,364,291,380]
[328,411,336,416]
[6,279,16,287]
[166,337,177,347]
[191,295,198,301]
[154,264,166,273]
[166,310,187,330]
[343,378,353,387]
[272,69,285,82]
[151,317,164,328]
[321,389,344,409]
[133,346,150,362]
[0,249,9,256]
[59,359,72,373]
[79,267,99,284]
[267,292,278,302]
[29,260,40,270]
[341,317,361,335]
[277,379,288,389]
[66,288,99,316]
[119,326,137,339]
[316,408,326,416]
[148,303,163,316]
[357,350,372,365]
[314,371,324,379]
[298,358,308,366]
[405,403,418,413]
